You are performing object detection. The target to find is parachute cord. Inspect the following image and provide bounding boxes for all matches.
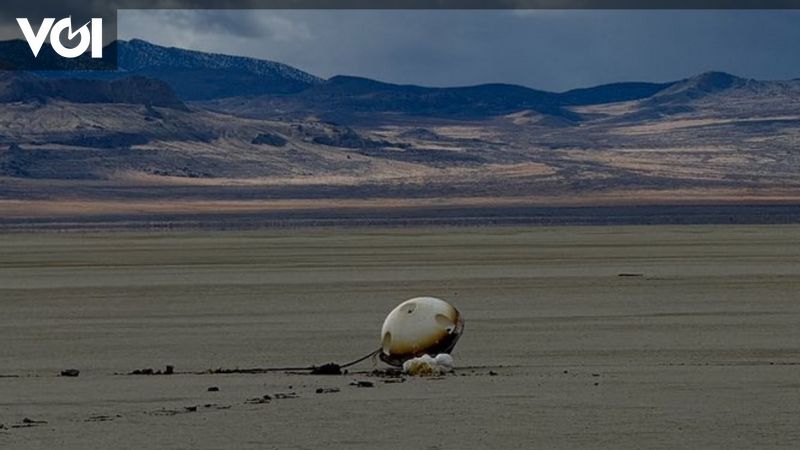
[338,347,382,369]
[122,348,384,376]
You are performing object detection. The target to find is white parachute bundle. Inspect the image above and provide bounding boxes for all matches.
[402,353,455,376]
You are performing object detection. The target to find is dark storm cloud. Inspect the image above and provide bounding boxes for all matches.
[4,0,800,36]
[7,0,800,14]
[145,10,275,39]
[4,0,800,24]
[118,9,800,91]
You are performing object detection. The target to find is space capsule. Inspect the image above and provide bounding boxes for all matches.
[379,296,464,366]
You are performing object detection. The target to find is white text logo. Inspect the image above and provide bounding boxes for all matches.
[16,17,103,59]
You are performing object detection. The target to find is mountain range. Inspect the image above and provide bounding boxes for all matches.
[1,39,799,226]
[2,39,678,120]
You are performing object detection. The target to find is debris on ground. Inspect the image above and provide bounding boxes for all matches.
[311,363,342,375]
[274,392,298,399]
[315,388,340,394]
[85,415,118,422]
[369,368,404,378]
[12,418,48,428]
[151,404,229,415]
[245,395,272,404]
[128,365,174,375]
[60,369,80,377]
[23,418,46,424]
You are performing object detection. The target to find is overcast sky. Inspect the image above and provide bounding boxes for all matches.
[118,10,800,92]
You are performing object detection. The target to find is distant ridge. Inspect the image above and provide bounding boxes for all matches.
[114,39,322,100]
[646,71,749,105]
[559,81,676,105]
[12,39,323,101]
[279,75,578,121]
[4,39,798,124]
[3,39,676,120]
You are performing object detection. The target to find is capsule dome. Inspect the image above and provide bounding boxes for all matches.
[379,296,464,366]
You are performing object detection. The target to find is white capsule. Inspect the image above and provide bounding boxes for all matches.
[379,296,464,366]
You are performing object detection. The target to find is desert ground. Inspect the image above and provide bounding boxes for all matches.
[1,225,799,449]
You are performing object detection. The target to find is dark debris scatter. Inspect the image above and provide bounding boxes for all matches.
[274,392,299,399]
[245,395,272,405]
[12,418,48,428]
[315,388,341,394]
[311,363,342,375]
[85,415,116,422]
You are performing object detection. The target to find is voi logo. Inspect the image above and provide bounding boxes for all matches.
[16,17,103,58]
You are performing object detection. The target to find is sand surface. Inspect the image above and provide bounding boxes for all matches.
[1,225,799,449]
